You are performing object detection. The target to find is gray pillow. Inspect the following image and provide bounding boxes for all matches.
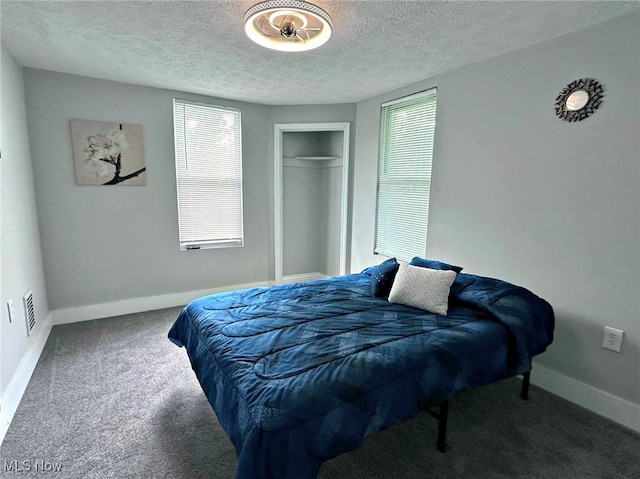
[388,263,457,315]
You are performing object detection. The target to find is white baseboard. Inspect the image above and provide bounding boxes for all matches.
[282,272,328,284]
[0,312,53,445]
[51,281,270,325]
[531,361,640,433]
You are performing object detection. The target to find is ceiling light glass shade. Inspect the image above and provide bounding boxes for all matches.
[244,1,333,52]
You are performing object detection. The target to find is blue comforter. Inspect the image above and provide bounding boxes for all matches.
[168,270,554,479]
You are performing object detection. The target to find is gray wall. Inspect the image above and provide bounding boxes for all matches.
[351,13,639,405]
[319,130,345,277]
[22,71,357,311]
[282,132,324,275]
[282,131,324,158]
[0,45,49,397]
[24,69,270,310]
[319,163,343,276]
[283,161,323,276]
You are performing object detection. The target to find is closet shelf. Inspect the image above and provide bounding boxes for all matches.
[285,156,341,161]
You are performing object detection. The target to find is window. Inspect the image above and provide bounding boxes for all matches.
[173,99,244,250]
[374,89,437,261]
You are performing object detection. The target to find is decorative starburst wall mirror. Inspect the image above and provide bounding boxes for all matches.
[554,78,604,122]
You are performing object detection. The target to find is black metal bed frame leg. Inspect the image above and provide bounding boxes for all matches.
[427,374,528,454]
[436,400,449,453]
[520,372,530,401]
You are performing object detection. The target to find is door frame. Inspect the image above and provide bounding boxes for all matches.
[274,122,350,284]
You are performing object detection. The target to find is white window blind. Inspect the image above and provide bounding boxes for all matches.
[173,99,244,250]
[374,89,437,261]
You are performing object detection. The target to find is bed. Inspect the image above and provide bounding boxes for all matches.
[168,260,554,479]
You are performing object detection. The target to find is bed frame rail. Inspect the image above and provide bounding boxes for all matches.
[425,372,531,453]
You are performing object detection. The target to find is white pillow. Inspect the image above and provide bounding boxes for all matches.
[388,263,457,315]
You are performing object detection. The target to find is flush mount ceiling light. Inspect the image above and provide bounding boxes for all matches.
[244,1,333,52]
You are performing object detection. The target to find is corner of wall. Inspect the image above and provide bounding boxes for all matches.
[1,43,52,441]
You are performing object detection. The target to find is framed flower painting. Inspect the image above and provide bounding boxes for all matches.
[70,120,146,186]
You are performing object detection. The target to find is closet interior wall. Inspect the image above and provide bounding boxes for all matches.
[283,131,344,278]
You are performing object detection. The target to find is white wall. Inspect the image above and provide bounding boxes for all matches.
[351,13,639,411]
[0,45,49,402]
[23,70,270,310]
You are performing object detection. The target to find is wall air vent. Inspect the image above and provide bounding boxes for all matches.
[22,290,35,336]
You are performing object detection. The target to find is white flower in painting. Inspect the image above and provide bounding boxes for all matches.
[84,129,128,164]
[83,129,129,179]
[84,157,112,179]
[97,160,112,178]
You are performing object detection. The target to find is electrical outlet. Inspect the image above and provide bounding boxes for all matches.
[602,326,624,353]
[6,299,15,323]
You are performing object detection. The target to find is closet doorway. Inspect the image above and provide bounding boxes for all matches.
[274,122,350,284]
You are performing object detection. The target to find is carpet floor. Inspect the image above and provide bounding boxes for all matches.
[1,307,638,478]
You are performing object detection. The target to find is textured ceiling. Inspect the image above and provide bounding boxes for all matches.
[2,1,639,105]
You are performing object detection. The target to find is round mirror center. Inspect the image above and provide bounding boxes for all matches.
[566,90,589,111]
